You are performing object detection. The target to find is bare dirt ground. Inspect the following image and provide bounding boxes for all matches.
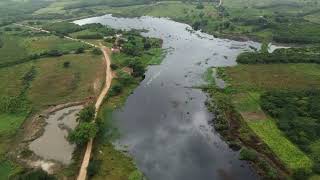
[77,46,113,180]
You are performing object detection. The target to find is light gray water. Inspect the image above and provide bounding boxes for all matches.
[75,15,261,180]
[29,105,82,165]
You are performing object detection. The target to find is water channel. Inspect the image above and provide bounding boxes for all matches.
[75,15,260,180]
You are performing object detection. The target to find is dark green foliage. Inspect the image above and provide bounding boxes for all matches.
[75,47,85,54]
[110,64,119,70]
[63,0,154,10]
[63,61,71,68]
[261,90,320,175]
[237,47,320,64]
[10,169,56,180]
[0,0,49,27]
[0,37,3,48]
[87,160,102,177]
[76,34,103,39]
[47,49,63,57]
[196,3,204,9]
[92,48,102,55]
[109,84,123,97]
[117,70,134,86]
[239,147,258,161]
[292,168,312,180]
[22,66,36,89]
[43,22,82,35]
[69,122,97,145]
[0,96,28,114]
[77,105,96,123]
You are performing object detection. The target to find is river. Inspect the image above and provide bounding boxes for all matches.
[75,15,260,180]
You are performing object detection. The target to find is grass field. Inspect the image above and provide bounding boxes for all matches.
[28,52,104,110]
[224,64,320,91]
[220,63,320,174]
[23,35,89,54]
[0,63,31,97]
[0,35,28,66]
[0,160,22,180]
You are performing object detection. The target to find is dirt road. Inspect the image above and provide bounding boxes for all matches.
[16,23,113,180]
[77,46,113,180]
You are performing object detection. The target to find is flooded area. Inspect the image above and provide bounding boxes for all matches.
[29,105,82,165]
[75,15,260,180]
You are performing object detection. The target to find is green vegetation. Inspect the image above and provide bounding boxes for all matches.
[237,47,320,64]
[31,0,320,43]
[261,90,320,174]
[11,169,56,180]
[0,160,22,180]
[211,63,320,178]
[89,29,164,180]
[69,105,97,145]
[69,122,98,145]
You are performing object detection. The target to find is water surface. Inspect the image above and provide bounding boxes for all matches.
[29,105,82,165]
[75,15,260,180]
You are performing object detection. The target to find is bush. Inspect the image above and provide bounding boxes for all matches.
[77,105,95,122]
[0,38,3,48]
[92,48,102,55]
[47,49,63,57]
[109,84,123,97]
[0,96,28,114]
[69,122,97,145]
[11,169,56,180]
[63,61,70,68]
[110,63,119,70]
[236,47,320,64]
[76,34,103,39]
[292,168,312,180]
[313,162,320,174]
[239,147,258,161]
[129,170,144,180]
[87,160,102,177]
[196,3,204,9]
[75,47,85,54]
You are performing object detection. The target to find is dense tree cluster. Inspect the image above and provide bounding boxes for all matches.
[69,105,97,145]
[261,90,320,176]
[237,47,320,64]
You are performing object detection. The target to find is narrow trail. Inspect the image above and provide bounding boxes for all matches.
[15,23,113,180]
[77,46,113,180]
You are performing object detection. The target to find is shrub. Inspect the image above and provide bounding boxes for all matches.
[110,63,119,70]
[92,48,102,55]
[196,3,204,9]
[69,122,97,145]
[47,49,63,57]
[11,169,56,180]
[75,47,85,54]
[239,147,258,161]
[0,38,3,48]
[63,61,70,68]
[77,105,96,122]
[109,84,123,97]
[129,170,144,180]
[292,168,312,180]
[87,160,102,177]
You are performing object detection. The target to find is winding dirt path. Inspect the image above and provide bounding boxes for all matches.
[77,46,113,180]
[16,23,113,180]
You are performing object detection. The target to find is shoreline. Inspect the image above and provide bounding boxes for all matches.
[202,85,290,179]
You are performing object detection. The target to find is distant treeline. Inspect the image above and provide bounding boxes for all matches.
[0,0,50,27]
[43,22,117,36]
[0,49,79,69]
[237,47,320,64]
